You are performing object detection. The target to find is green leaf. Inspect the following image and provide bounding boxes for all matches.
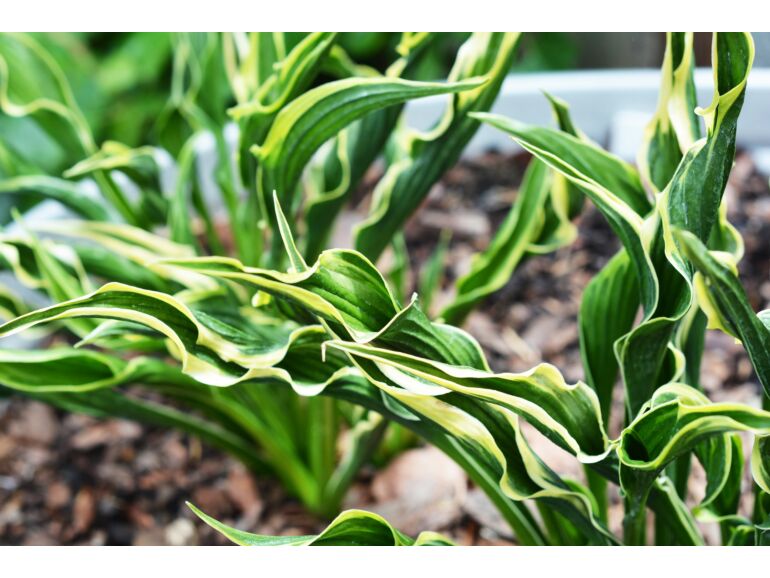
[29,221,214,290]
[0,226,93,339]
[693,434,743,522]
[470,113,656,318]
[676,229,770,398]
[156,244,618,543]
[0,281,328,388]
[256,74,486,264]
[301,33,438,262]
[0,33,137,223]
[418,228,451,317]
[0,175,110,221]
[223,33,286,106]
[188,503,453,546]
[387,232,409,303]
[441,92,588,326]
[648,475,705,545]
[661,33,754,252]
[156,33,231,155]
[0,33,94,157]
[227,33,337,119]
[618,32,753,417]
[96,33,172,97]
[471,116,650,219]
[64,140,170,226]
[328,339,609,461]
[0,347,190,393]
[354,33,521,261]
[441,157,551,325]
[165,250,490,371]
[0,281,27,320]
[638,32,700,192]
[228,32,336,201]
[618,382,770,543]
[619,383,770,492]
[527,92,586,254]
[579,250,639,424]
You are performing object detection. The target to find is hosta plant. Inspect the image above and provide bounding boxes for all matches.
[0,31,533,519]
[1,31,770,547]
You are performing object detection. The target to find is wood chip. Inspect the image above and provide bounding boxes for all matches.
[72,487,96,536]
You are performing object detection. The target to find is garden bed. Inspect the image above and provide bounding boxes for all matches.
[1,147,768,545]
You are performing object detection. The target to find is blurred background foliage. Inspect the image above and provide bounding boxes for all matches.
[0,32,640,224]
[3,31,765,220]
[0,32,668,152]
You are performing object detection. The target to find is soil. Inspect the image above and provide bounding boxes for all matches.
[1,149,768,545]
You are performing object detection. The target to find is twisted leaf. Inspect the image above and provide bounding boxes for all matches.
[188,504,454,546]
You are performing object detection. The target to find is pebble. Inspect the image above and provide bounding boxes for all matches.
[165,518,197,546]
[365,446,467,536]
[8,402,58,445]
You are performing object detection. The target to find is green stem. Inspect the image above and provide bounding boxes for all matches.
[753,395,770,524]
[323,413,389,517]
[585,467,608,523]
[308,396,339,507]
[152,382,319,510]
[537,504,584,545]
[655,456,691,544]
[623,495,648,546]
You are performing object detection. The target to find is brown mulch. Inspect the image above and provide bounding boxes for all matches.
[1,149,768,545]
[0,406,306,545]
